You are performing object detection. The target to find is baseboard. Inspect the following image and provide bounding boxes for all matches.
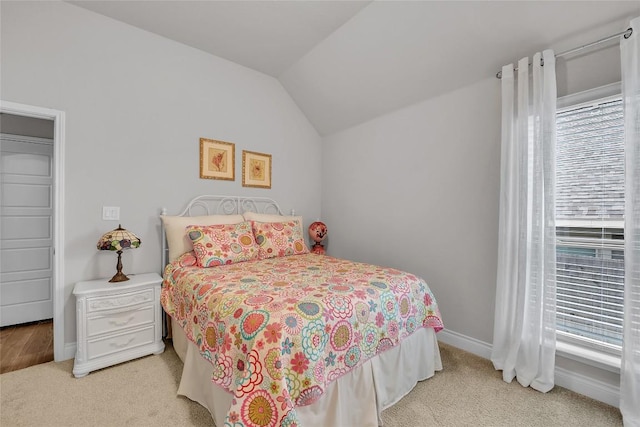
[555,366,620,408]
[437,328,493,359]
[63,342,76,361]
[436,328,620,408]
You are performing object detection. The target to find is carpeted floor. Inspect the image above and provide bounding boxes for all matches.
[0,341,622,426]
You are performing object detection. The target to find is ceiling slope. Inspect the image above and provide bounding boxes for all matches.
[68,1,640,136]
[68,0,370,77]
[280,1,640,135]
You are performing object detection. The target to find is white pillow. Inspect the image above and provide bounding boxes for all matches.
[161,214,244,262]
[242,211,301,223]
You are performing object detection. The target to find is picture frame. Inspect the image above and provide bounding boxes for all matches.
[199,138,235,181]
[242,150,272,189]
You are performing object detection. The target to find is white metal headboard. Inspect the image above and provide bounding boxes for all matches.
[160,195,284,270]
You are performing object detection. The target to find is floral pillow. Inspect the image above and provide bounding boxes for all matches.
[186,221,259,267]
[160,214,244,262]
[251,220,309,259]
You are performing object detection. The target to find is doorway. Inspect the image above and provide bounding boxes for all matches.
[1,126,54,326]
[0,100,65,362]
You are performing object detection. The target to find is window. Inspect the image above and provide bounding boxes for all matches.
[555,89,624,360]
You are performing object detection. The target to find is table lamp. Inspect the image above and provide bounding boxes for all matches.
[97,224,141,282]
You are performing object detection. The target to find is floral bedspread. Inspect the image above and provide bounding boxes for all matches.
[161,253,443,427]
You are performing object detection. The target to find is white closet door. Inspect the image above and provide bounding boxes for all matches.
[0,135,53,326]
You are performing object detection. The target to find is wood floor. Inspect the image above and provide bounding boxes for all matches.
[0,319,54,374]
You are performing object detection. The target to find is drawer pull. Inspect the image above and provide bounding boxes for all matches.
[109,315,135,327]
[110,336,136,349]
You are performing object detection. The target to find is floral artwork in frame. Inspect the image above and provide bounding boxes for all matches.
[242,150,272,189]
[199,138,235,181]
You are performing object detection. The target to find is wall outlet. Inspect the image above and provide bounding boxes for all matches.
[102,206,120,221]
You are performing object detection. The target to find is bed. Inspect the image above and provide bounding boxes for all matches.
[160,195,443,427]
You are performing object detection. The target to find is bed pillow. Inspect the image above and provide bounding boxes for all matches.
[186,221,259,267]
[242,211,305,239]
[251,220,309,259]
[242,211,300,223]
[161,214,244,262]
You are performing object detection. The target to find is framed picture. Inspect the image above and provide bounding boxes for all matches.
[199,138,235,181]
[242,150,272,189]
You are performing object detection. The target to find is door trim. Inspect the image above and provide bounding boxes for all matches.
[1,100,66,361]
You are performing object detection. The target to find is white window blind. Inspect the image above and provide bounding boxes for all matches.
[555,96,624,352]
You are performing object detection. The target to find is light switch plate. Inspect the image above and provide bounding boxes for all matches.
[102,206,120,221]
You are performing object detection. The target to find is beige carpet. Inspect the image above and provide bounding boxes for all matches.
[0,341,622,427]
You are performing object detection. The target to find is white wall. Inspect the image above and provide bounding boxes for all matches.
[321,22,629,402]
[1,0,321,350]
[322,77,502,344]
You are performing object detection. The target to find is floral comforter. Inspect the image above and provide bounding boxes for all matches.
[161,253,443,427]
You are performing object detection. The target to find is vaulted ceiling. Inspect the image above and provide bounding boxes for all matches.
[69,1,639,136]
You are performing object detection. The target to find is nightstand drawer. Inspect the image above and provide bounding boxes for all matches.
[87,305,154,337]
[86,289,154,313]
[87,325,156,360]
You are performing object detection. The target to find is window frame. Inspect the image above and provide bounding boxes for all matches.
[554,81,623,373]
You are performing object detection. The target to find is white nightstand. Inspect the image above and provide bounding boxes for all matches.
[73,272,165,378]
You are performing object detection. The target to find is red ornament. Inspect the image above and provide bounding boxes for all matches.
[308,221,327,255]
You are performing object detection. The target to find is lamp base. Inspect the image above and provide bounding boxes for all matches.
[109,250,129,283]
[109,271,130,283]
[311,243,325,255]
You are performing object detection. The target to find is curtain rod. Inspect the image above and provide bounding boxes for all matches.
[496,27,633,79]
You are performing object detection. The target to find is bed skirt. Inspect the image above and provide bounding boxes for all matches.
[171,318,442,427]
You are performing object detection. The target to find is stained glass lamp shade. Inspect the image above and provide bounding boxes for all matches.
[97,224,141,282]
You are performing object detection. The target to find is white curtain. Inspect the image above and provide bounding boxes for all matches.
[621,16,640,427]
[492,50,557,393]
